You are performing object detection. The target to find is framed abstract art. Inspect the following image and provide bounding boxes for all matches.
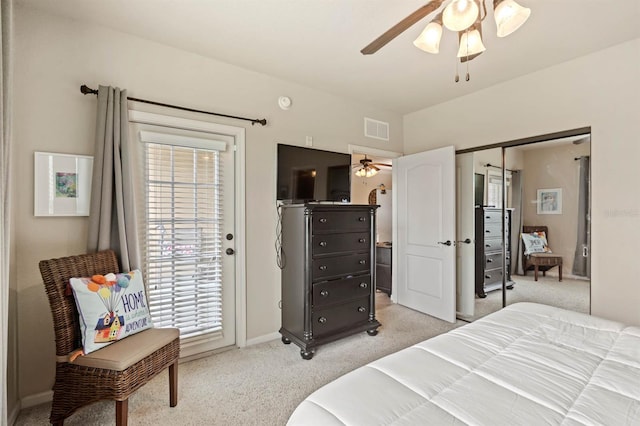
[34,152,93,216]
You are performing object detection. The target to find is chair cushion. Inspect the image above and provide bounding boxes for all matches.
[69,270,154,354]
[521,231,552,255]
[72,327,179,371]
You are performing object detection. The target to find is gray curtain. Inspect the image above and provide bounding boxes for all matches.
[572,156,591,277]
[87,85,141,271]
[510,170,524,275]
[0,0,12,423]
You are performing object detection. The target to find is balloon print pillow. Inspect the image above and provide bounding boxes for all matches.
[69,270,153,354]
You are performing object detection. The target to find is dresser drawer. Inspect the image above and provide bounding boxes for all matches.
[483,238,503,252]
[483,223,503,238]
[312,298,370,338]
[312,253,369,280]
[313,275,371,307]
[376,246,391,265]
[483,268,504,286]
[312,210,370,233]
[313,232,369,255]
[483,210,509,223]
[485,252,503,269]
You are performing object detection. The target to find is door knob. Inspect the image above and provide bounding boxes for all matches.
[438,240,452,246]
[456,238,472,244]
[225,248,235,255]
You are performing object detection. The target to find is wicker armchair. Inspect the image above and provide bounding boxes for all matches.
[39,250,180,425]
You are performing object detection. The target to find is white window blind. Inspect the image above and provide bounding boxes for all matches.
[142,137,225,341]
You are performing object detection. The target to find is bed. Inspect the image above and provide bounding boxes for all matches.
[288,303,640,425]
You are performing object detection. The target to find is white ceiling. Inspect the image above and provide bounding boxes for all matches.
[18,0,640,114]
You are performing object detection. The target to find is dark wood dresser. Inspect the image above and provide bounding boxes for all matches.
[474,206,515,298]
[375,243,392,296]
[279,204,380,359]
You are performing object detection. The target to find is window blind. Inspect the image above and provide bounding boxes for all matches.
[143,139,225,341]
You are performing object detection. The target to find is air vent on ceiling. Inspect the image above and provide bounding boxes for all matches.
[364,117,389,141]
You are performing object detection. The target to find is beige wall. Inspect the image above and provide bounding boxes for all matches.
[520,142,591,276]
[405,38,640,326]
[11,6,403,401]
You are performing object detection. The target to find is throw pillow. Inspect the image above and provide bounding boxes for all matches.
[521,231,552,256]
[69,270,153,354]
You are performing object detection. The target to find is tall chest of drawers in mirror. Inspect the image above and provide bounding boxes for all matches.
[279,204,381,359]
[474,206,516,298]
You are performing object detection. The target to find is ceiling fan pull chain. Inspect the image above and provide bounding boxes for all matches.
[455,58,460,83]
[465,28,471,82]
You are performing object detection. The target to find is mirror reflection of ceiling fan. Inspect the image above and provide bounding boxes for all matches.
[353,156,391,178]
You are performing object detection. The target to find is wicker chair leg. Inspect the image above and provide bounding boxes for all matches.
[169,360,179,407]
[116,399,128,426]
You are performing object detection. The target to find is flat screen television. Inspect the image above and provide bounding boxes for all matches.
[277,144,351,203]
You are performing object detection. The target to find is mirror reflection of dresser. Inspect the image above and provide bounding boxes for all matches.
[474,206,515,298]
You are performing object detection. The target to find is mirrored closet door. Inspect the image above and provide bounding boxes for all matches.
[457,132,591,321]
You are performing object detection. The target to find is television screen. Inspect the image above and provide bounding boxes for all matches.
[277,144,351,202]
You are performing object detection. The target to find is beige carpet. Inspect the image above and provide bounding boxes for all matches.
[467,274,590,322]
[15,294,463,426]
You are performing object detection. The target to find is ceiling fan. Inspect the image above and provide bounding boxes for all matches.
[353,156,391,178]
[360,0,531,79]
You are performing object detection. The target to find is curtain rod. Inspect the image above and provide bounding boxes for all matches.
[484,163,516,173]
[80,85,267,126]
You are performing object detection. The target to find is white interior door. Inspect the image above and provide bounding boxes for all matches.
[393,146,456,323]
[456,153,475,318]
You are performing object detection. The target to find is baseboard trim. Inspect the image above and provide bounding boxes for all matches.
[21,390,53,409]
[8,401,21,426]
[245,332,280,346]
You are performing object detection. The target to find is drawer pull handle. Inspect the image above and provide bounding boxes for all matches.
[359,282,368,289]
[319,218,327,223]
[487,258,493,263]
[359,260,366,265]
[320,290,329,297]
[319,241,327,247]
[485,230,491,233]
[318,317,327,324]
[358,238,366,243]
[319,265,327,271]
[357,307,366,313]
[358,217,366,222]
[485,275,491,279]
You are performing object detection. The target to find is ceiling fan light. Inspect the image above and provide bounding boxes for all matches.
[355,166,378,178]
[457,27,486,58]
[443,0,479,32]
[413,21,443,54]
[494,0,531,37]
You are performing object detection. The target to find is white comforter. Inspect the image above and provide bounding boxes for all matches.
[288,303,640,425]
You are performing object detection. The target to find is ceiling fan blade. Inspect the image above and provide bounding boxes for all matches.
[361,0,445,55]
